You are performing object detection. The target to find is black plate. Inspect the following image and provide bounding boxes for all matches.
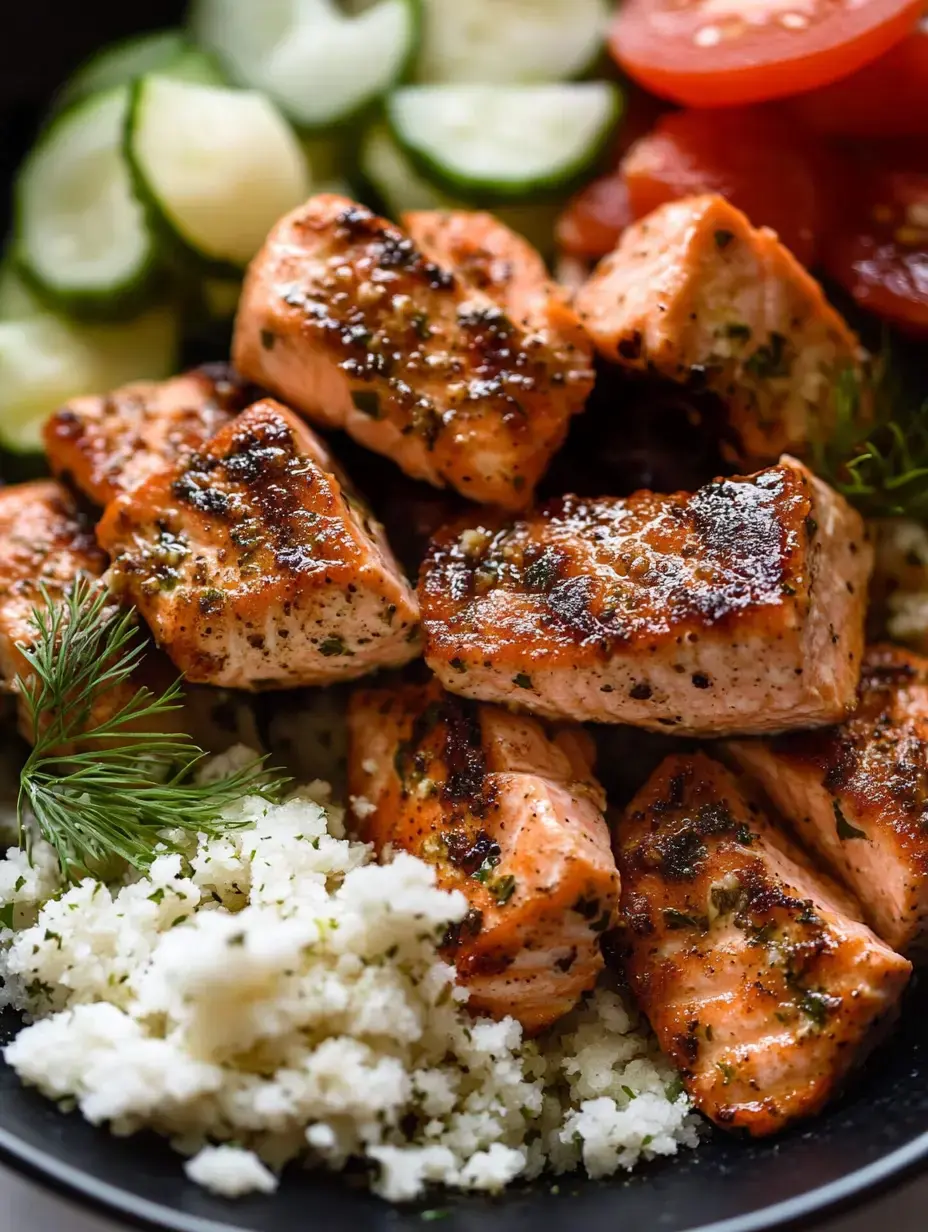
[1,5,926,1231]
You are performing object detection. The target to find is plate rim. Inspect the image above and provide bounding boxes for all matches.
[0,1119,924,1232]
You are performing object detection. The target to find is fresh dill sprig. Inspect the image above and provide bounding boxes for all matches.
[14,576,286,880]
[813,353,928,521]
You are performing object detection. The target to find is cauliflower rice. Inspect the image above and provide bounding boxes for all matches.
[0,748,698,1201]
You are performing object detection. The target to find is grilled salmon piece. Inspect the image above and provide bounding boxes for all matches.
[232,195,594,509]
[0,480,174,746]
[574,195,867,467]
[618,753,911,1136]
[726,645,928,959]
[0,481,107,707]
[97,398,420,690]
[43,364,259,508]
[347,679,619,1033]
[420,457,871,736]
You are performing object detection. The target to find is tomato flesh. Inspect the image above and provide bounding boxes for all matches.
[610,0,925,107]
[620,108,825,265]
[824,162,928,337]
[556,173,634,260]
[789,26,928,136]
[555,87,669,260]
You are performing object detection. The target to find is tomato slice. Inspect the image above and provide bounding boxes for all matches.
[620,108,826,265]
[823,160,928,337]
[610,0,924,107]
[789,25,928,136]
[555,87,668,260]
[556,172,635,260]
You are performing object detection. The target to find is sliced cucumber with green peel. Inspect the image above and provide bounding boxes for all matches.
[418,0,610,84]
[387,82,621,201]
[0,263,43,321]
[360,123,453,214]
[126,76,311,270]
[360,125,565,258]
[56,29,224,109]
[0,308,178,454]
[15,87,159,319]
[190,0,420,130]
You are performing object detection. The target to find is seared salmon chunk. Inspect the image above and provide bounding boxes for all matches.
[420,457,871,735]
[0,480,172,745]
[617,753,911,1136]
[44,364,258,507]
[233,196,594,509]
[97,399,420,690]
[0,481,107,702]
[727,646,928,958]
[347,679,619,1033]
[574,195,867,467]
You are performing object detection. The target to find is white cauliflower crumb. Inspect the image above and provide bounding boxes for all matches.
[185,1146,278,1197]
[349,794,378,820]
[0,756,698,1201]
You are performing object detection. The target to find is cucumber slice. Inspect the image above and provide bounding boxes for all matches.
[360,125,564,257]
[418,0,610,84]
[0,263,43,320]
[126,76,311,270]
[360,123,453,214]
[387,82,621,201]
[56,29,225,109]
[190,0,420,130]
[0,308,178,454]
[15,87,159,319]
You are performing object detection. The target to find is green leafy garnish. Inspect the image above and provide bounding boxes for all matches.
[814,355,928,520]
[663,907,707,931]
[15,577,285,880]
[833,799,867,842]
[716,1061,735,1086]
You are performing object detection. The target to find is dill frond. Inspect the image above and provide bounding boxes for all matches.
[14,576,286,880]
[814,352,928,521]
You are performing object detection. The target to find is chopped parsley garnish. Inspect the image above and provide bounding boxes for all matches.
[714,229,735,250]
[472,852,500,884]
[491,875,517,906]
[834,800,867,841]
[663,908,706,931]
[665,1076,685,1101]
[512,673,533,689]
[744,331,791,380]
[319,635,350,657]
[799,989,840,1028]
[724,322,752,342]
[351,389,382,419]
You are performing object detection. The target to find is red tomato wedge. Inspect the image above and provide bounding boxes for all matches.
[789,25,928,136]
[556,172,635,260]
[620,108,826,265]
[557,108,827,265]
[609,0,925,107]
[824,159,928,337]
[555,87,669,260]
